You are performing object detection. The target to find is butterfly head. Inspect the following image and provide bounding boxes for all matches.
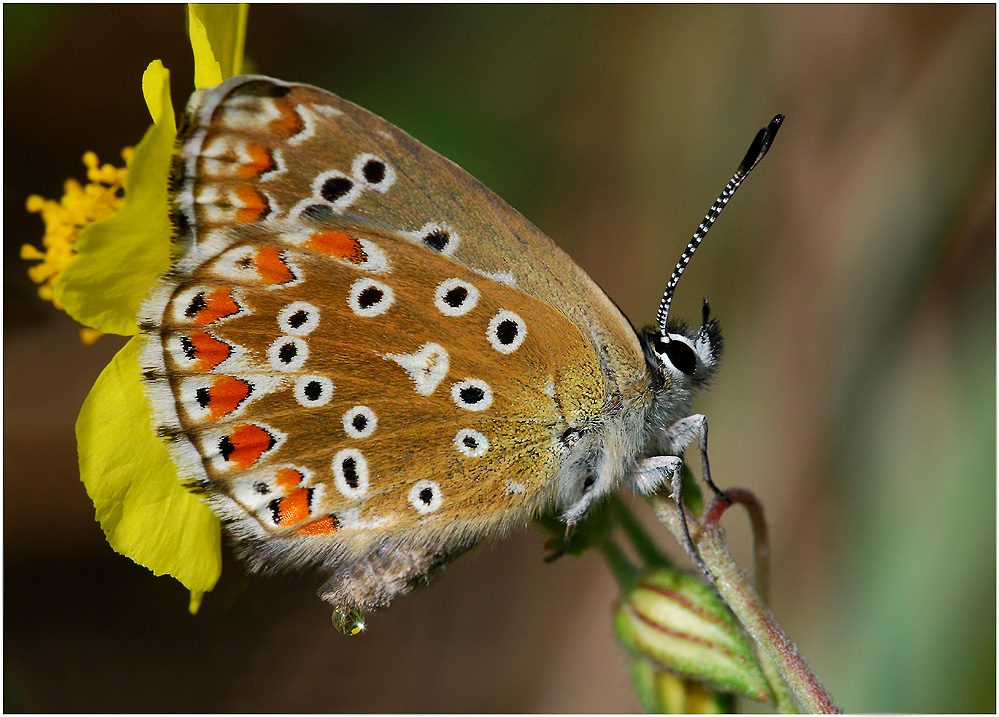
[642,114,783,398]
[643,299,723,390]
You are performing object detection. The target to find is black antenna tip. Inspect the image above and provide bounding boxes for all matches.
[737,114,785,177]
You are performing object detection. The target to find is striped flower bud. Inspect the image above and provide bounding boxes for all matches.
[615,568,772,704]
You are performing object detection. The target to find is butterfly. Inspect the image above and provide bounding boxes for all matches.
[138,75,782,624]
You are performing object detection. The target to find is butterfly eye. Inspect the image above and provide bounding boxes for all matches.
[662,338,697,376]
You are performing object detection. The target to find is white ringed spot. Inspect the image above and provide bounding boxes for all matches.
[343,405,377,439]
[404,222,458,256]
[351,153,396,193]
[268,336,309,371]
[310,169,362,211]
[434,278,480,316]
[487,310,526,354]
[409,480,443,514]
[332,448,369,498]
[347,278,394,317]
[294,375,333,407]
[454,429,489,457]
[277,301,320,336]
[451,379,493,411]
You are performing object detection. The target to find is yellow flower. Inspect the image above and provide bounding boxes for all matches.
[22,150,131,342]
[27,4,248,614]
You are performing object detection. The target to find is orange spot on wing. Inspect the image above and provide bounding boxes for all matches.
[237,144,276,179]
[254,246,295,284]
[192,287,240,327]
[275,488,311,525]
[222,424,276,470]
[304,231,366,263]
[269,99,306,138]
[234,186,268,223]
[189,330,232,370]
[205,376,251,420]
[296,515,340,536]
[275,467,304,491]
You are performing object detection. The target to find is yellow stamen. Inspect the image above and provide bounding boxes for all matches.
[23,149,132,340]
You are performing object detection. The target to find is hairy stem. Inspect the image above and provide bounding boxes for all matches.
[702,489,771,603]
[649,493,840,714]
[701,490,793,712]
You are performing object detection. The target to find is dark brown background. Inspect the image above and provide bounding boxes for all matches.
[5,5,995,712]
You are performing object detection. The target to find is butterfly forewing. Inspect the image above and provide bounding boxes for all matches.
[141,76,611,575]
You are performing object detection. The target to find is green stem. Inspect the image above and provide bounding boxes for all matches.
[701,490,793,711]
[597,537,639,588]
[649,494,840,714]
[610,497,671,568]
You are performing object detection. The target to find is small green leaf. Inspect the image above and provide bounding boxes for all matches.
[536,499,612,557]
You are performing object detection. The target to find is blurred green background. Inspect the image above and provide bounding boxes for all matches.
[4,5,994,712]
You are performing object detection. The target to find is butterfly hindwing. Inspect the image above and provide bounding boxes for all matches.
[140,76,615,598]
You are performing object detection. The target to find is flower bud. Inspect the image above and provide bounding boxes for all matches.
[615,568,772,704]
[629,658,734,713]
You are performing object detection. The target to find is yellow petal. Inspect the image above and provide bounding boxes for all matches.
[188,5,223,89]
[53,63,175,336]
[78,336,221,596]
[189,4,248,87]
[141,60,174,129]
[188,590,205,615]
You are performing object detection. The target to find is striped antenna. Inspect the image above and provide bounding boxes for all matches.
[655,114,784,335]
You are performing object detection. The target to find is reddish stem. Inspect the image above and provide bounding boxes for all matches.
[651,492,841,713]
[703,488,771,603]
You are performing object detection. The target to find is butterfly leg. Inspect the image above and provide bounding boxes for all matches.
[663,413,730,503]
[543,524,576,563]
[632,455,713,581]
